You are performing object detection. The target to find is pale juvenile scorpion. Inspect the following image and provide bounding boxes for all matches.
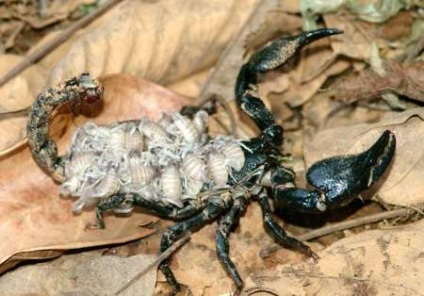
[27,28,396,294]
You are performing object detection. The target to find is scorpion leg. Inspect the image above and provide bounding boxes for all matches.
[257,191,317,259]
[132,194,206,220]
[235,28,342,145]
[93,194,207,229]
[159,196,232,294]
[93,195,127,229]
[216,196,248,291]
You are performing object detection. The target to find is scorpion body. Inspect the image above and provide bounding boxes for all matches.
[27,28,395,294]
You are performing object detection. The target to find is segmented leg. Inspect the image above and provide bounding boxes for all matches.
[26,73,103,181]
[133,195,205,220]
[159,196,232,294]
[257,191,317,259]
[179,94,218,118]
[235,28,342,145]
[216,196,248,291]
[94,194,208,228]
[94,195,127,229]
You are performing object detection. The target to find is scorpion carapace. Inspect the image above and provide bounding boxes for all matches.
[27,28,396,294]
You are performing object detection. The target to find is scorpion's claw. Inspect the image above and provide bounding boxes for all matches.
[273,131,395,213]
[307,130,396,209]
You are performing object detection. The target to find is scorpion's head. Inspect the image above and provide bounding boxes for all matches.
[273,130,396,213]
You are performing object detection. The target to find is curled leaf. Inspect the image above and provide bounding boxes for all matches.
[245,219,424,295]
[0,252,157,295]
[44,0,259,86]
[328,60,424,104]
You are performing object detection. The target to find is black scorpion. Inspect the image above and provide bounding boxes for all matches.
[26,28,396,294]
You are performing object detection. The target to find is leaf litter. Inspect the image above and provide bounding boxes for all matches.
[1,0,424,295]
[0,251,157,296]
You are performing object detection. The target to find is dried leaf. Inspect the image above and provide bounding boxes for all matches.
[197,0,282,102]
[0,251,157,295]
[0,75,191,271]
[245,218,424,295]
[301,0,345,30]
[0,20,24,51]
[304,108,424,206]
[0,55,48,155]
[264,36,347,108]
[347,0,406,23]
[324,14,374,61]
[40,0,258,86]
[329,60,424,103]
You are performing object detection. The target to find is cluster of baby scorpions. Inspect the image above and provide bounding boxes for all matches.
[27,28,396,294]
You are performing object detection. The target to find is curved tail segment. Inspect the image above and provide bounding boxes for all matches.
[235,28,343,145]
[26,73,103,182]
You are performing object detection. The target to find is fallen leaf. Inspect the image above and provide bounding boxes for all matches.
[196,0,284,102]
[329,60,424,104]
[347,0,406,23]
[39,0,258,86]
[0,55,48,155]
[0,251,157,296]
[245,218,424,295]
[324,13,374,61]
[0,20,24,51]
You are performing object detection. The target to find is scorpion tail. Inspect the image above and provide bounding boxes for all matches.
[235,28,343,145]
[26,73,103,181]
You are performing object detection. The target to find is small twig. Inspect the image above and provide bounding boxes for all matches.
[260,206,423,258]
[114,232,191,295]
[0,0,124,88]
[0,139,28,158]
[297,207,416,241]
[0,107,29,117]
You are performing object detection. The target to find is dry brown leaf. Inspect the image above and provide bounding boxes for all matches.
[0,251,157,295]
[0,74,192,271]
[304,108,424,207]
[0,55,47,111]
[379,10,414,41]
[245,219,424,295]
[0,55,48,155]
[244,12,302,55]
[0,20,24,51]
[39,0,258,86]
[199,0,288,102]
[5,0,96,29]
[324,13,374,61]
[329,60,424,103]
[264,36,347,108]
